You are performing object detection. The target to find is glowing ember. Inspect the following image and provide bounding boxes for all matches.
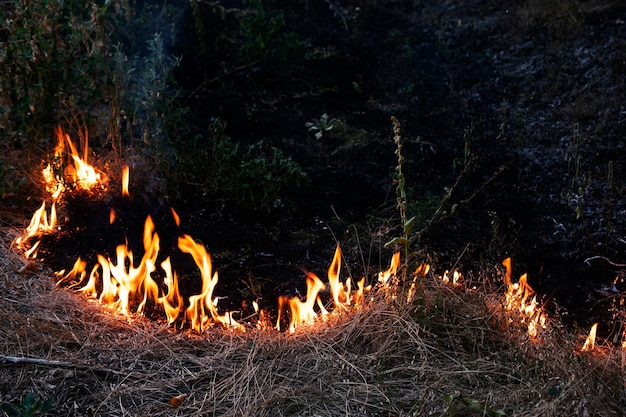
[502,258,546,337]
[582,323,598,351]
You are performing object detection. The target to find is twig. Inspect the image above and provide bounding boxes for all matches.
[584,256,626,268]
[0,354,129,376]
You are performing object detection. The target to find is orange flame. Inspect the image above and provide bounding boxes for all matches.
[42,126,106,199]
[178,234,243,331]
[502,259,546,337]
[15,202,57,258]
[582,323,598,351]
[327,245,351,310]
[276,272,327,333]
[121,165,130,197]
[378,252,401,286]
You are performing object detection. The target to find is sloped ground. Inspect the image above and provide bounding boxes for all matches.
[162,0,626,332]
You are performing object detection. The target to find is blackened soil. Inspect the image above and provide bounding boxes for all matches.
[15,0,626,337]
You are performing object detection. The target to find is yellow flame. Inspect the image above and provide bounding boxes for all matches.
[122,165,130,197]
[582,323,598,351]
[276,272,326,333]
[378,252,401,286]
[42,126,106,199]
[503,259,546,338]
[15,202,57,258]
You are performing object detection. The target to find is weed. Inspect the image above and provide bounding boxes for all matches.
[385,116,416,279]
[305,113,339,140]
[1,392,53,417]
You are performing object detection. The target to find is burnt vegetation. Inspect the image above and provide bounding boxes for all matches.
[2,0,626,416]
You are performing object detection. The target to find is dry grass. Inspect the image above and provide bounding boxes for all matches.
[1,227,624,417]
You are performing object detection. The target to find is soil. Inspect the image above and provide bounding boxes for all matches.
[11,1,626,337]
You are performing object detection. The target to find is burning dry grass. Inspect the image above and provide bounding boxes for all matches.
[1,229,625,416]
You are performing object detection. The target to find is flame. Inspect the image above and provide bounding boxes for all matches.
[15,202,57,258]
[121,165,130,197]
[171,208,180,227]
[327,245,351,310]
[178,234,242,330]
[407,263,430,302]
[378,252,401,286]
[276,272,327,333]
[502,259,546,337]
[442,270,461,286]
[582,323,598,351]
[42,126,106,199]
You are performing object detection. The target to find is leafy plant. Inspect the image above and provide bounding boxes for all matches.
[1,392,54,417]
[305,113,339,140]
[173,119,308,212]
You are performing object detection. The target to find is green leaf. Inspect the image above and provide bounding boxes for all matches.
[385,237,408,248]
[403,216,416,235]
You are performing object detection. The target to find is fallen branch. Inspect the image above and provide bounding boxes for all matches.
[0,354,130,376]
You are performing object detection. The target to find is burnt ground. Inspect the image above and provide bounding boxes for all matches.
[10,1,626,337]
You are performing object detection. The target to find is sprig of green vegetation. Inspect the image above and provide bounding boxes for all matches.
[1,392,54,417]
[173,119,308,212]
[305,113,339,140]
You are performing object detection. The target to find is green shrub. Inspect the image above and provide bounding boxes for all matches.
[173,119,308,212]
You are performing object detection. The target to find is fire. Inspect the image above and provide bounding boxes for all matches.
[378,252,401,286]
[582,323,598,351]
[14,202,57,258]
[43,125,106,199]
[178,233,242,331]
[502,258,546,337]
[276,246,399,333]
[121,165,130,197]
[276,272,327,333]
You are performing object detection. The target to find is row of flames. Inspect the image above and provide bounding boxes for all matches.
[13,127,600,347]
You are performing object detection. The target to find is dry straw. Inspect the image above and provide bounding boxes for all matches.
[1,226,624,416]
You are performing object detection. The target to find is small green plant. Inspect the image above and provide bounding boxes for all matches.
[305,113,339,139]
[1,392,54,417]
